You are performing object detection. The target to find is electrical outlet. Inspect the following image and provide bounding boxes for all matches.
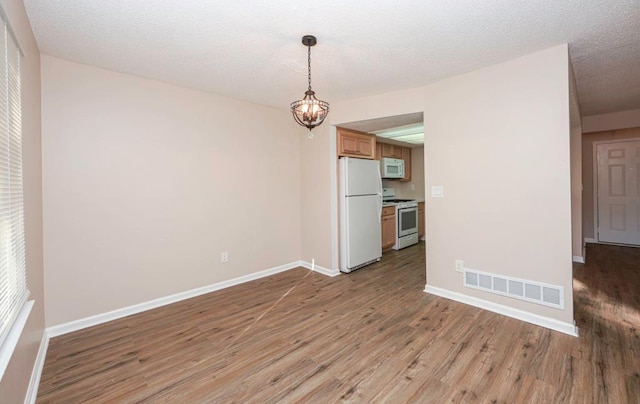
[455,259,464,272]
[221,252,229,263]
[410,184,416,191]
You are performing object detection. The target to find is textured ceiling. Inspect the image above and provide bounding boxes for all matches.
[24,0,640,116]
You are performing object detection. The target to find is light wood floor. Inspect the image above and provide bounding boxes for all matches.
[38,243,640,403]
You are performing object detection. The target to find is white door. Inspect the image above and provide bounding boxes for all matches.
[596,140,640,245]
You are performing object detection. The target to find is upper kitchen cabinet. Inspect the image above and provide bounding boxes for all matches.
[381,144,403,159]
[400,147,411,182]
[337,127,376,159]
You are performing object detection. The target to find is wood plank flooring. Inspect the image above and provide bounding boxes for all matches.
[37,242,640,403]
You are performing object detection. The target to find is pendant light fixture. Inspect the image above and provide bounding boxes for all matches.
[290,35,330,130]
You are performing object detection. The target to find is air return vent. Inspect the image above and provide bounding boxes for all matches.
[463,269,564,309]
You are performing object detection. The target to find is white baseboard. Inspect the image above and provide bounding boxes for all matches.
[24,330,49,404]
[585,238,597,244]
[572,255,585,264]
[424,285,579,337]
[47,261,302,338]
[300,260,340,277]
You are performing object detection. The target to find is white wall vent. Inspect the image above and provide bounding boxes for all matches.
[463,268,564,309]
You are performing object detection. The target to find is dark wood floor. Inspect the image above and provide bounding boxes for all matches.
[38,242,640,403]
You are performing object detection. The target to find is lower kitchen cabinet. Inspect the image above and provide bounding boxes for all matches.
[381,206,396,252]
[418,202,425,239]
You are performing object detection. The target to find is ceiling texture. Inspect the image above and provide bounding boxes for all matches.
[25,0,640,117]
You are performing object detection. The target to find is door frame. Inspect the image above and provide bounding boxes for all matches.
[592,137,640,246]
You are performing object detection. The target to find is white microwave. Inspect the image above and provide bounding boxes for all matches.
[380,157,405,179]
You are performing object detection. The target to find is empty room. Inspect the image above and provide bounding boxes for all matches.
[1,1,639,402]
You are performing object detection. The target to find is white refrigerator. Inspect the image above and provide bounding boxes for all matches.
[339,157,383,273]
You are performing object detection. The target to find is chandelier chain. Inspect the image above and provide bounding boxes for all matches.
[307,45,312,91]
[290,35,329,130]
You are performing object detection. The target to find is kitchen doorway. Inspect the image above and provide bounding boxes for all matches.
[332,112,426,278]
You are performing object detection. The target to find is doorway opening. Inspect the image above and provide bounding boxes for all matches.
[331,112,426,281]
[594,138,640,246]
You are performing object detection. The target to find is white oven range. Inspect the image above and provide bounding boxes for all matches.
[382,188,419,250]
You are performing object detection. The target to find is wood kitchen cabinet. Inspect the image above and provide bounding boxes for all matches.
[401,147,411,182]
[381,206,396,252]
[418,202,425,239]
[381,144,403,159]
[337,127,376,159]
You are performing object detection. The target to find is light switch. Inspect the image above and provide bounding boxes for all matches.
[431,186,444,198]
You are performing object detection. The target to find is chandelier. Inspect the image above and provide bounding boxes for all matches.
[290,35,330,130]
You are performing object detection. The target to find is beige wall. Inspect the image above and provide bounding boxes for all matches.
[300,124,333,269]
[424,45,574,323]
[331,88,425,126]
[569,61,583,260]
[41,56,302,326]
[581,127,640,240]
[382,146,425,201]
[582,108,640,133]
[0,0,44,402]
[322,45,575,325]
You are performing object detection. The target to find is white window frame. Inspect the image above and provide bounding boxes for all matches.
[0,6,29,381]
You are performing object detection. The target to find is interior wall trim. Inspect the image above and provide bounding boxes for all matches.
[46,261,306,338]
[300,260,340,277]
[25,330,49,404]
[585,238,597,243]
[424,285,579,337]
[572,256,585,263]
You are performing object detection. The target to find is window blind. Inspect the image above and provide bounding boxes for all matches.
[0,13,27,351]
